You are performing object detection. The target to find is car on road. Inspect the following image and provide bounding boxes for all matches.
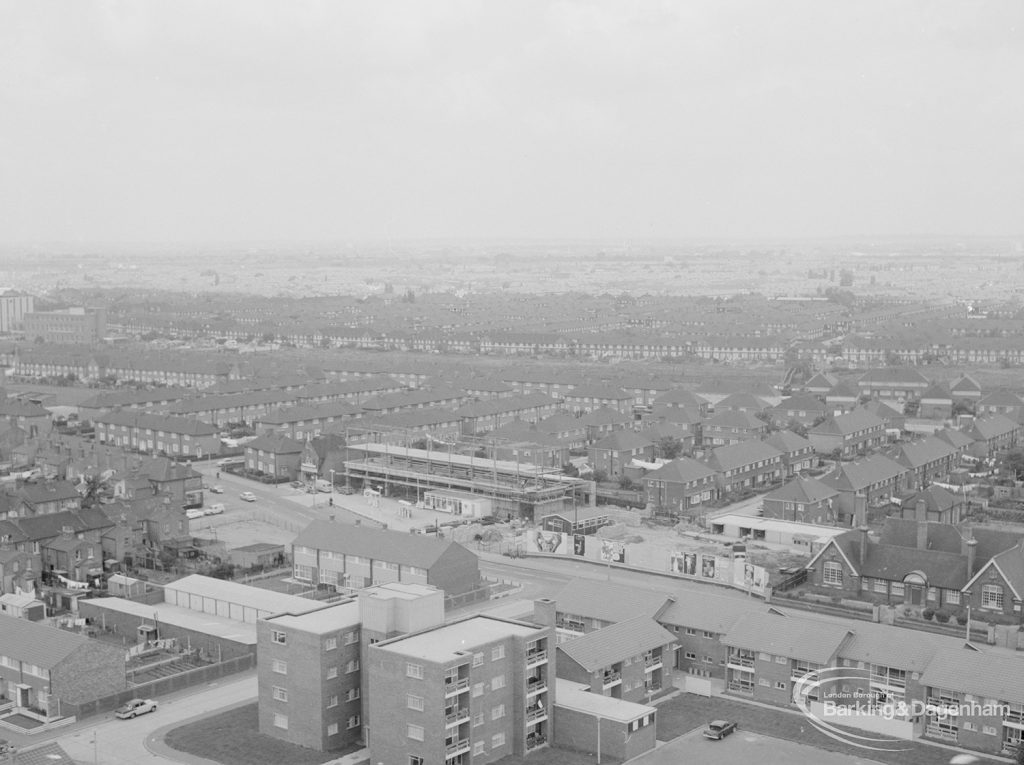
[115,698,158,719]
[208,485,224,494]
[204,503,226,516]
[239,491,257,502]
[289,480,304,488]
[703,720,738,740]
[186,508,206,520]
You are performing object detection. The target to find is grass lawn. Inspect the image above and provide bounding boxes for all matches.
[497,748,618,765]
[164,702,359,765]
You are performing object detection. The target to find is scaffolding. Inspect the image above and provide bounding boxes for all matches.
[342,438,585,520]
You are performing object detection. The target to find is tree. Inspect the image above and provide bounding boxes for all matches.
[1001,449,1024,482]
[618,475,634,490]
[786,419,808,438]
[657,436,684,460]
[562,463,580,477]
[592,469,608,484]
[755,411,779,433]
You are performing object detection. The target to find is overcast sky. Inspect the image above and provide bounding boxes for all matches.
[1,1,1022,244]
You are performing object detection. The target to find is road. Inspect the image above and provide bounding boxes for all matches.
[49,673,257,765]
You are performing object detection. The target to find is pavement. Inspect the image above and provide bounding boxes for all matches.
[12,673,259,765]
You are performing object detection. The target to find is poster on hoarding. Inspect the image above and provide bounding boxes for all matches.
[529,530,565,554]
[573,534,586,556]
[600,540,625,563]
[700,554,716,579]
[670,551,697,576]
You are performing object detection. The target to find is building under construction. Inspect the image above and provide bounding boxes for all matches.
[342,441,591,521]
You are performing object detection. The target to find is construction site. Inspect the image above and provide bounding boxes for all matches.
[340,437,593,522]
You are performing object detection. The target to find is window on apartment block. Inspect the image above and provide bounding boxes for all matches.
[406,663,423,679]
[982,584,1004,610]
[491,733,506,748]
[874,579,888,594]
[273,714,288,730]
[890,582,905,597]
[345,630,359,645]
[272,687,288,702]
[473,712,484,727]
[473,742,485,755]
[407,694,424,711]
[272,659,287,675]
[491,675,506,691]
[327,695,338,708]
[347,715,360,730]
[346,659,359,673]
[491,644,505,661]
[327,723,338,736]
[684,651,697,660]
[271,630,287,645]
[945,590,961,605]
[473,652,484,667]
[407,724,424,741]
[347,687,360,702]
[492,704,505,720]
[327,667,338,679]
[702,631,714,639]
[324,637,337,651]
[472,682,484,697]
[686,628,696,636]
[823,561,843,586]
[409,758,424,765]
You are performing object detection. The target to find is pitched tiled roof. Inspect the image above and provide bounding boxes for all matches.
[652,390,708,408]
[826,381,860,399]
[860,543,967,589]
[590,430,653,452]
[857,368,930,386]
[920,648,1024,705]
[558,616,675,671]
[292,519,472,570]
[715,392,770,411]
[702,410,765,430]
[935,428,974,450]
[887,436,957,469]
[977,389,1024,407]
[579,407,632,426]
[644,457,718,485]
[721,611,852,664]
[703,440,783,473]
[773,394,826,413]
[0,612,89,668]
[658,590,766,635]
[920,382,952,401]
[819,454,906,492]
[968,414,1020,439]
[553,578,673,624]
[245,433,304,454]
[809,408,884,437]
[765,430,813,454]
[764,476,837,504]
[11,508,115,542]
[949,375,981,394]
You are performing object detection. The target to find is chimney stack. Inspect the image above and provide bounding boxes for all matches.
[859,525,869,566]
[965,535,978,577]
[917,517,929,550]
[854,493,867,528]
[915,499,927,524]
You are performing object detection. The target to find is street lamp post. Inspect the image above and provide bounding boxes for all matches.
[330,469,335,494]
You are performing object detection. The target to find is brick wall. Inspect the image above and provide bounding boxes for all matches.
[52,640,126,706]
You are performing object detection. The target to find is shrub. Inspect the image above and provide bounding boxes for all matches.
[934,609,951,624]
[955,612,969,626]
[922,607,935,621]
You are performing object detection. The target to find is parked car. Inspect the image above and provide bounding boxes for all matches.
[0,739,14,755]
[186,508,205,520]
[337,485,356,495]
[289,480,304,488]
[204,503,226,516]
[702,720,738,740]
[239,491,257,502]
[208,485,224,494]
[115,698,158,719]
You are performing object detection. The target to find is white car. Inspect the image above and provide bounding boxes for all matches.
[208,485,224,494]
[115,698,158,719]
[185,508,205,520]
[239,491,257,502]
[204,503,226,516]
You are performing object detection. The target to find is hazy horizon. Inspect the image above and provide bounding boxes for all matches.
[2,1,1022,246]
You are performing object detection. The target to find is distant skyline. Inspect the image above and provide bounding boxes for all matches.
[1,1,1022,245]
